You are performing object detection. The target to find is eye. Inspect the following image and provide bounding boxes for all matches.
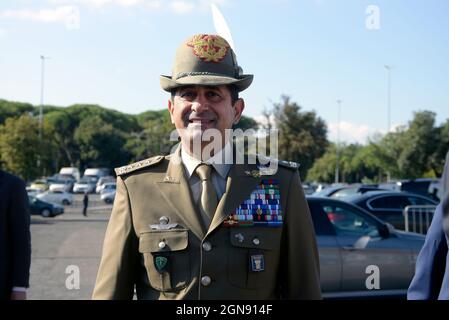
[206,91,222,101]
[180,91,196,100]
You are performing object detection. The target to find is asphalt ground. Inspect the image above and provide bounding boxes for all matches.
[28,193,112,300]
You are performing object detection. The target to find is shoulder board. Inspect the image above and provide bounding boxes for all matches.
[278,160,300,170]
[115,155,165,176]
[255,154,300,170]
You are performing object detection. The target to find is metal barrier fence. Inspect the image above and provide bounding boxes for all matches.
[403,205,437,234]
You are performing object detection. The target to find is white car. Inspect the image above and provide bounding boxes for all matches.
[36,190,73,205]
[73,176,97,193]
[49,179,74,192]
[26,187,43,198]
[99,182,117,195]
[101,190,116,204]
[96,176,116,193]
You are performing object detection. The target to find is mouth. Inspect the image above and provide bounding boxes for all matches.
[187,118,216,126]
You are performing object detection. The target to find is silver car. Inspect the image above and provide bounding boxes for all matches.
[307,197,425,299]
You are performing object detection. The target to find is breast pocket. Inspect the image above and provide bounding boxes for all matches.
[227,228,282,291]
[139,229,191,292]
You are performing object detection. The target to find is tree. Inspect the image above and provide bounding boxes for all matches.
[271,95,328,179]
[307,144,338,183]
[0,115,55,180]
[45,110,80,168]
[74,116,131,170]
[0,99,34,125]
[396,111,438,178]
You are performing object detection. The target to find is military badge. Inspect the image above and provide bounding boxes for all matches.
[187,34,230,63]
[223,179,283,228]
[245,170,261,178]
[250,254,265,272]
[150,216,178,230]
[154,255,169,274]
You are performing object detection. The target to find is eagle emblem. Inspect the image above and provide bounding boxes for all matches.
[187,34,230,63]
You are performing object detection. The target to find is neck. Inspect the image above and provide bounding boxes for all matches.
[181,139,229,161]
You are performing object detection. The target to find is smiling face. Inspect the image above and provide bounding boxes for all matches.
[168,85,244,158]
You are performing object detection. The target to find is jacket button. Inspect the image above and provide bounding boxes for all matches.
[202,242,212,252]
[201,276,212,287]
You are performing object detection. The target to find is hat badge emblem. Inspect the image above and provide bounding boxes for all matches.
[187,34,230,63]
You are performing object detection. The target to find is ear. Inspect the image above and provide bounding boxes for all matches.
[232,98,245,125]
[167,99,175,124]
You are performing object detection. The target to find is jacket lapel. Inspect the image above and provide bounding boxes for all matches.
[206,163,263,236]
[155,146,207,240]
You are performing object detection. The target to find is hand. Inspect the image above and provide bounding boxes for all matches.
[11,291,27,300]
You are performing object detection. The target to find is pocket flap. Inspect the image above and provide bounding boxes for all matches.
[139,229,188,253]
[230,228,282,251]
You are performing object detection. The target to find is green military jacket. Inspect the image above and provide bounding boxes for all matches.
[92,146,321,300]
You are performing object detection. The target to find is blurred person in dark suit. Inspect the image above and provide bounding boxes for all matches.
[408,150,449,299]
[0,170,31,300]
[82,192,89,217]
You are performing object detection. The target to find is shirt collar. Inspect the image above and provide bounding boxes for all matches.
[181,141,232,179]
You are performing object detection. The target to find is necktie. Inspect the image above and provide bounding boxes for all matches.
[195,164,218,226]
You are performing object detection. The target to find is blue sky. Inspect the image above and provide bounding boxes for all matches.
[1,0,448,144]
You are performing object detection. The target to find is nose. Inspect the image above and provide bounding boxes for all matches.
[191,94,209,113]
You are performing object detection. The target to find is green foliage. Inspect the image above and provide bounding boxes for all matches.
[234,115,258,131]
[309,111,449,183]
[270,95,328,179]
[128,109,176,159]
[0,98,447,183]
[0,99,35,125]
[0,115,56,180]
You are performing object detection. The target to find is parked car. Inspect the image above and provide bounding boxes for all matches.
[312,184,348,197]
[29,196,64,217]
[26,187,43,197]
[96,176,116,193]
[379,179,442,201]
[345,191,438,230]
[99,182,116,195]
[101,190,116,204]
[49,179,75,193]
[313,184,384,198]
[329,185,386,199]
[36,190,73,205]
[30,180,49,192]
[73,176,98,193]
[307,196,425,299]
[84,168,109,180]
[59,167,81,181]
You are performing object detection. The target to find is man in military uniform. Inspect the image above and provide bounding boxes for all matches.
[92,34,321,300]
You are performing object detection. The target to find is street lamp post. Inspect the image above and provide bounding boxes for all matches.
[38,55,49,175]
[335,99,342,184]
[39,55,49,140]
[384,65,393,133]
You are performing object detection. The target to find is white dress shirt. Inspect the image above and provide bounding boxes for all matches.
[181,141,232,206]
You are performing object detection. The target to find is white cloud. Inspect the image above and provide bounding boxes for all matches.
[116,0,143,7]
[1,6,78,23]
[45,0,151,8]
[170,1,195,14]
[0,29,7,37]
[145,0,161,9]
[328,121,386,145]
[45,0,112,8]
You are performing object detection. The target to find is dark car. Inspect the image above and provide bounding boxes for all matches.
[345,191,438,231]
[313,184,384,198]
[307,196,425,299]
[29,195,64,218]
[312,185,348,197]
